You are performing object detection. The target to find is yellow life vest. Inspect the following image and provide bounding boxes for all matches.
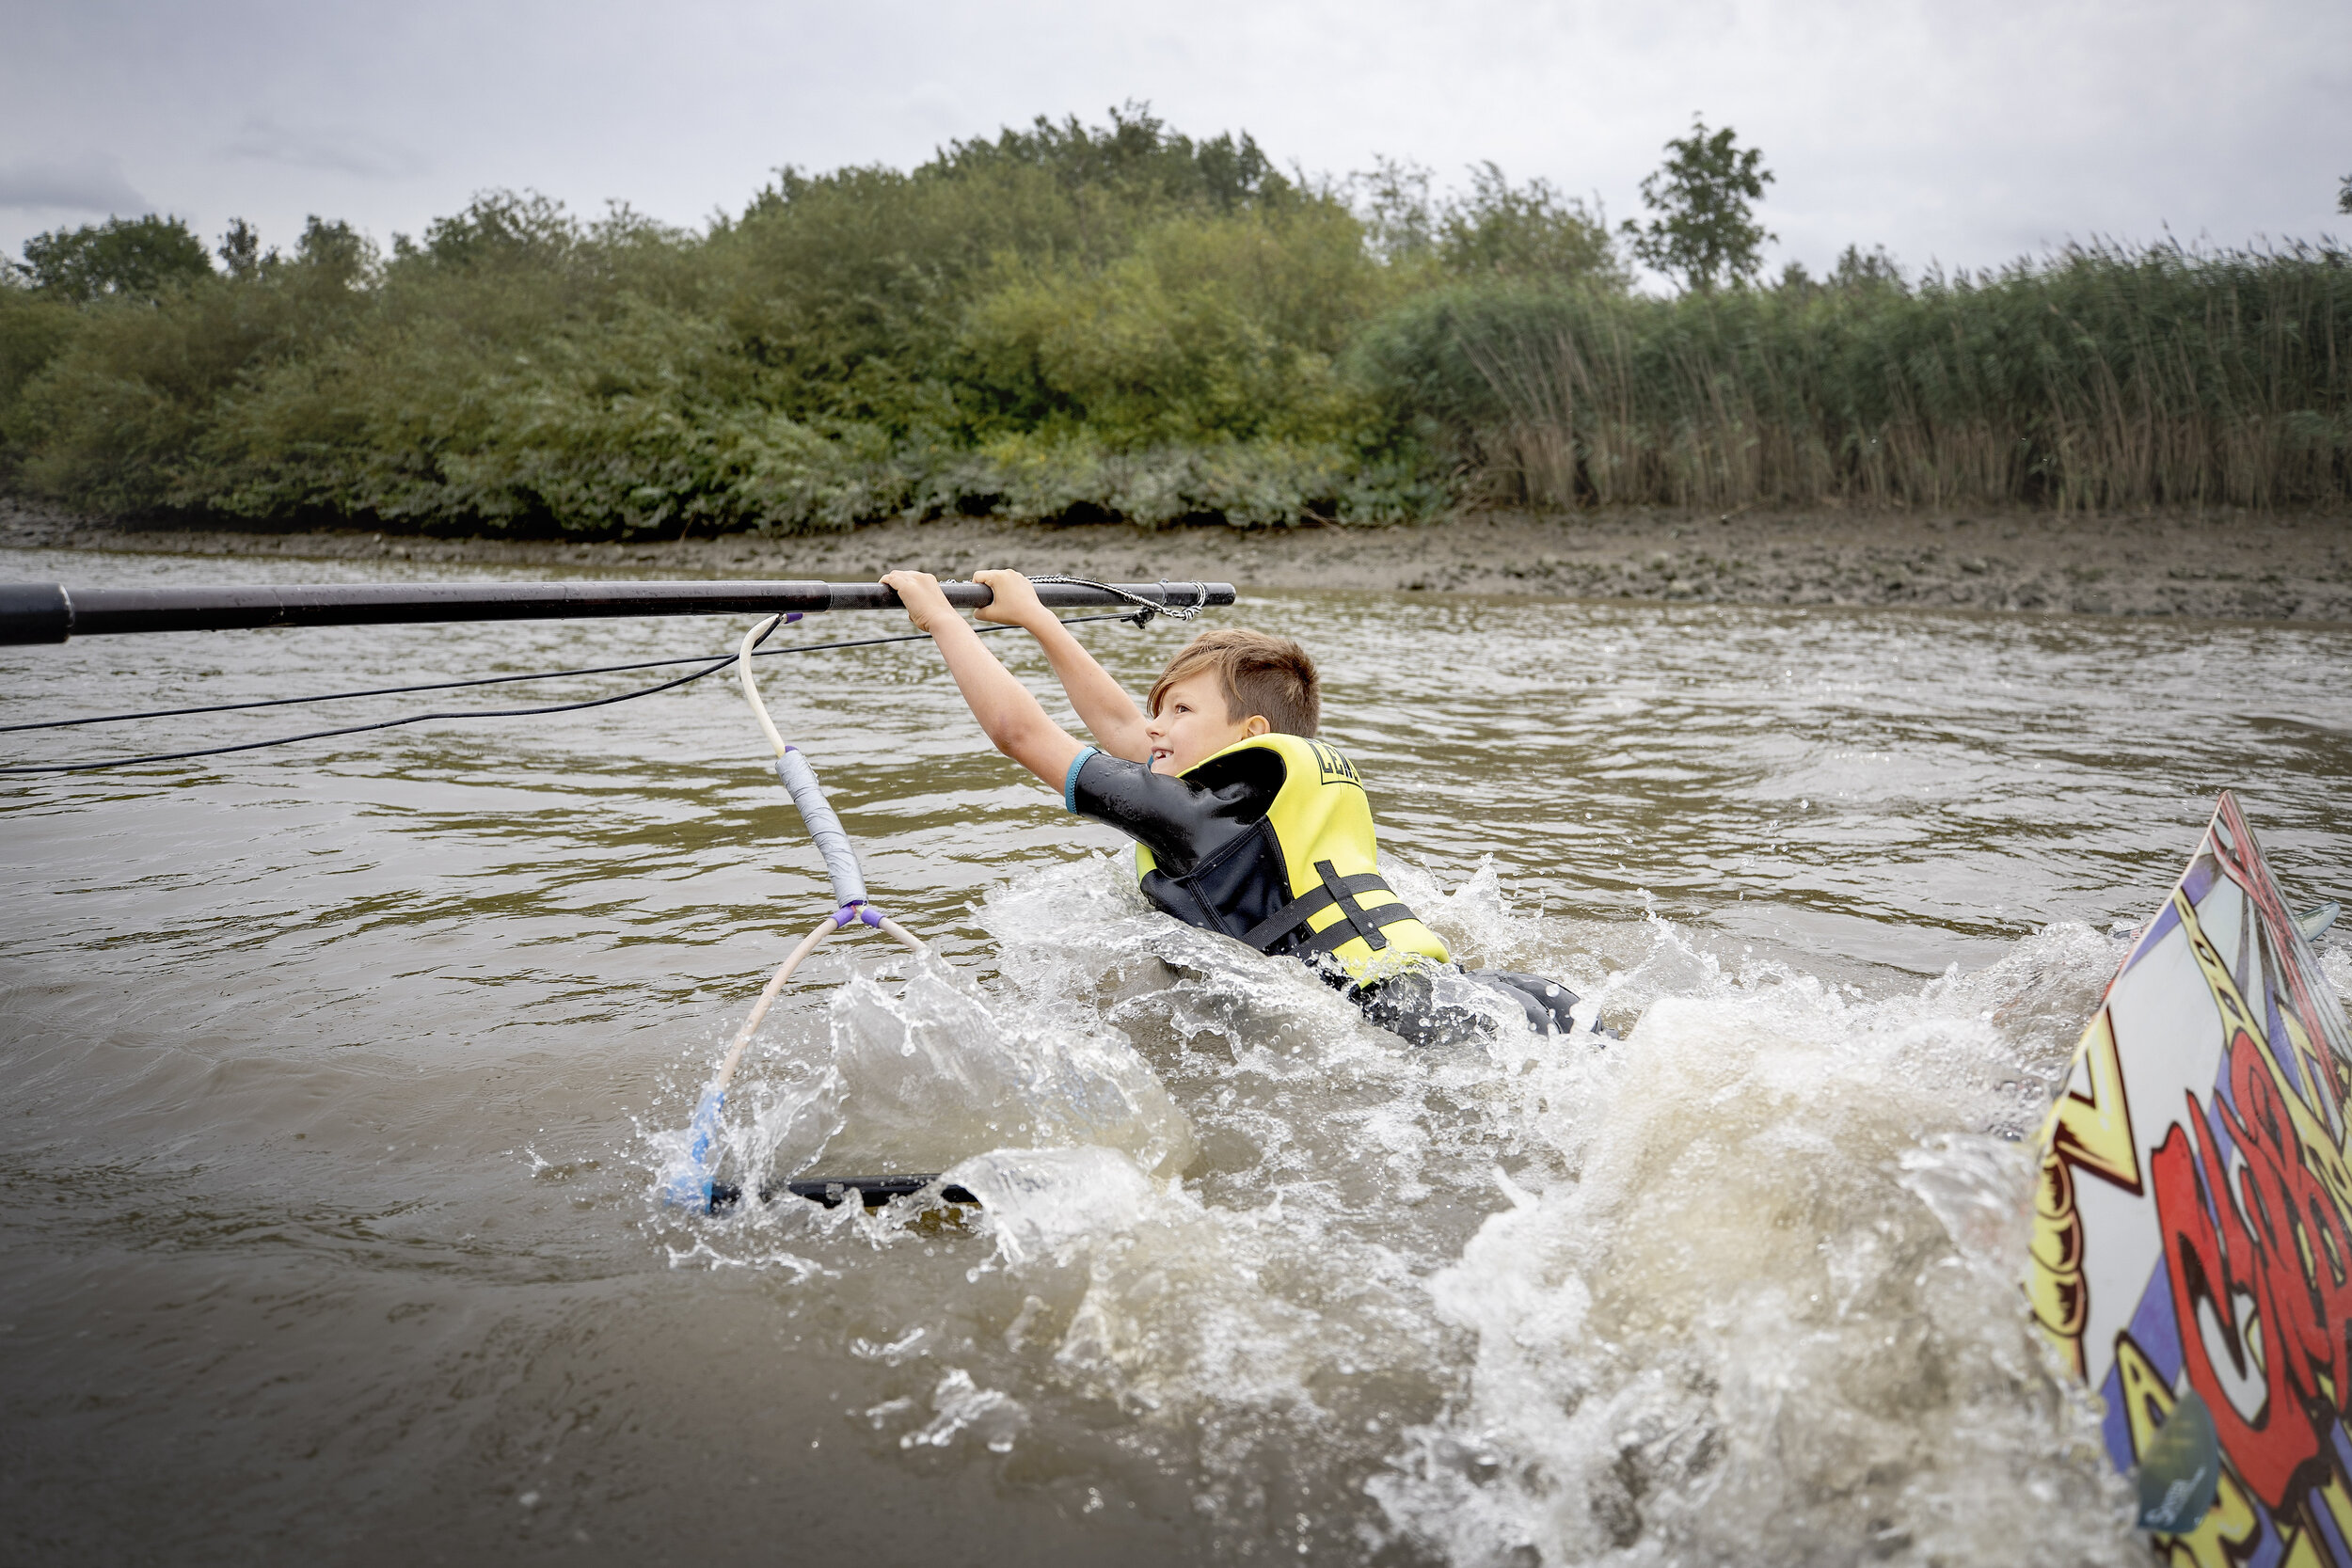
[1135,733,1450,983]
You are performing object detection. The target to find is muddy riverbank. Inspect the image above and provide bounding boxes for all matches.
[5,499,2347,624]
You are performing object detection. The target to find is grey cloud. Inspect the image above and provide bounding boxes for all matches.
[3,0,2345,272]
[0,152,151,215]
[222,115,428,180]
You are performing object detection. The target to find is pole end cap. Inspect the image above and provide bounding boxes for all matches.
[0,583,71,644]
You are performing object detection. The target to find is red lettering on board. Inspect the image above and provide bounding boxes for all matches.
[2153,1028,2352,1511]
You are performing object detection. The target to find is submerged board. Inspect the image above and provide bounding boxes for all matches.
[2031,792,2352,1563]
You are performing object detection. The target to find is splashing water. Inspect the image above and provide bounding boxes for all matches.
[648,851,2184,1565]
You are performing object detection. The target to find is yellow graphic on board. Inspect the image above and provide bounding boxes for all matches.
[2030,1009,2140,1378]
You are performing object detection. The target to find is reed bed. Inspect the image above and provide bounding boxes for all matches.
[1355,242,2352,513]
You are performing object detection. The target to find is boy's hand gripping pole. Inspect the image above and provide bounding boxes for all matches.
[660,613,926,1212]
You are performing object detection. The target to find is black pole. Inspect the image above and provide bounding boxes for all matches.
[0,579,1236,645]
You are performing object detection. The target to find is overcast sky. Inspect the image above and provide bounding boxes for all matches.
[3,0,2346,287]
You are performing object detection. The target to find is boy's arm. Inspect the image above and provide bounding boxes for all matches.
[973,570,1152,763]
[881,571,1086,790]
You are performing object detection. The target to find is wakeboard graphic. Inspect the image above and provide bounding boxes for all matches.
[2030,792,2352,1564]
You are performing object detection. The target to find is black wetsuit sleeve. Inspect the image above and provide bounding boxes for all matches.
[1069,748,1286,878]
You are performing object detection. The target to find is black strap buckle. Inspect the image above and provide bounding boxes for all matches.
[1241,860,1420,957]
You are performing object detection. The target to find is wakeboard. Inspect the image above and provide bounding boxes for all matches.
[2031,791,2352,1561]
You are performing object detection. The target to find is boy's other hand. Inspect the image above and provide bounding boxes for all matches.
[972,569,1049,629]
[881,570,956,635]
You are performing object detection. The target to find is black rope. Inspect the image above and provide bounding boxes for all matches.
[0,611,1143,733]
[0,611,1148,776]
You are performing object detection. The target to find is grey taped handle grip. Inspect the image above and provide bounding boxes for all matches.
[774,750,867,908]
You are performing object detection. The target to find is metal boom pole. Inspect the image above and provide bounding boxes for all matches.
[0,579,1235,645]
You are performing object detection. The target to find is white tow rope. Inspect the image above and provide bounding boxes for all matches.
[660,613,930,1210]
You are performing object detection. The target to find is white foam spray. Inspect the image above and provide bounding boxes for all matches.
[644,852,2238,1563]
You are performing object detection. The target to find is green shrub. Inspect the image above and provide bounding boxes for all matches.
[0,285,83,476]
[959,203,1384,446]
[7,218,375,514]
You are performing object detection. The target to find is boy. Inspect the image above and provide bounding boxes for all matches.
[879,568,1594,1044]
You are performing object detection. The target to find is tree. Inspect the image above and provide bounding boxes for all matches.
[1622,118,1774,292]
[1350,156,1437,263]
[217,218,275,278]
[293,215,372,286]
[420,190,579,269]
[16,214,214,303]
[2339,172,2350,214]
[1347,157,1627,286]
[930,102,1290,214]
[1438,163,1625,287]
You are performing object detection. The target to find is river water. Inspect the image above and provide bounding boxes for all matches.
[2,545,2347,1567]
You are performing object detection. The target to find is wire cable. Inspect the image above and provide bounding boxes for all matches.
[1,610,1149,776]
[1025,575,1210,623]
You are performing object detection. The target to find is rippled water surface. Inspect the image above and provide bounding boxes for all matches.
[3,546,2348,1566]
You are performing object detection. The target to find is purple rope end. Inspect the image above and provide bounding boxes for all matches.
[832,901,884,929]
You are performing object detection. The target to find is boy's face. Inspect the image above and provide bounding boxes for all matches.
[1146,671,1267,775]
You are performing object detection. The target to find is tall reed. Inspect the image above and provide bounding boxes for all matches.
[1355,242,2351,512]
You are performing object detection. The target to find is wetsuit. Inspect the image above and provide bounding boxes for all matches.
[1064,734,1594,1045]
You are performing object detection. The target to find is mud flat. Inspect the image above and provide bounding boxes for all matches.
[5,499,2347,624]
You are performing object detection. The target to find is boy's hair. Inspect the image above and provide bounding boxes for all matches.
[1147,629,1320,736]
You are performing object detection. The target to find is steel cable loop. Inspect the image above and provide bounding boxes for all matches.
[1025,575,1210,623]
[0,610,1150,775]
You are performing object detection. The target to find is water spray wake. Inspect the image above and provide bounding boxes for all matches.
[642,852,2297,1564]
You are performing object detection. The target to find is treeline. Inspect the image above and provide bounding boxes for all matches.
[1,107,2346,534]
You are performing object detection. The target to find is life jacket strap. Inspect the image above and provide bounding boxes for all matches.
[1241,860,1422,958]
